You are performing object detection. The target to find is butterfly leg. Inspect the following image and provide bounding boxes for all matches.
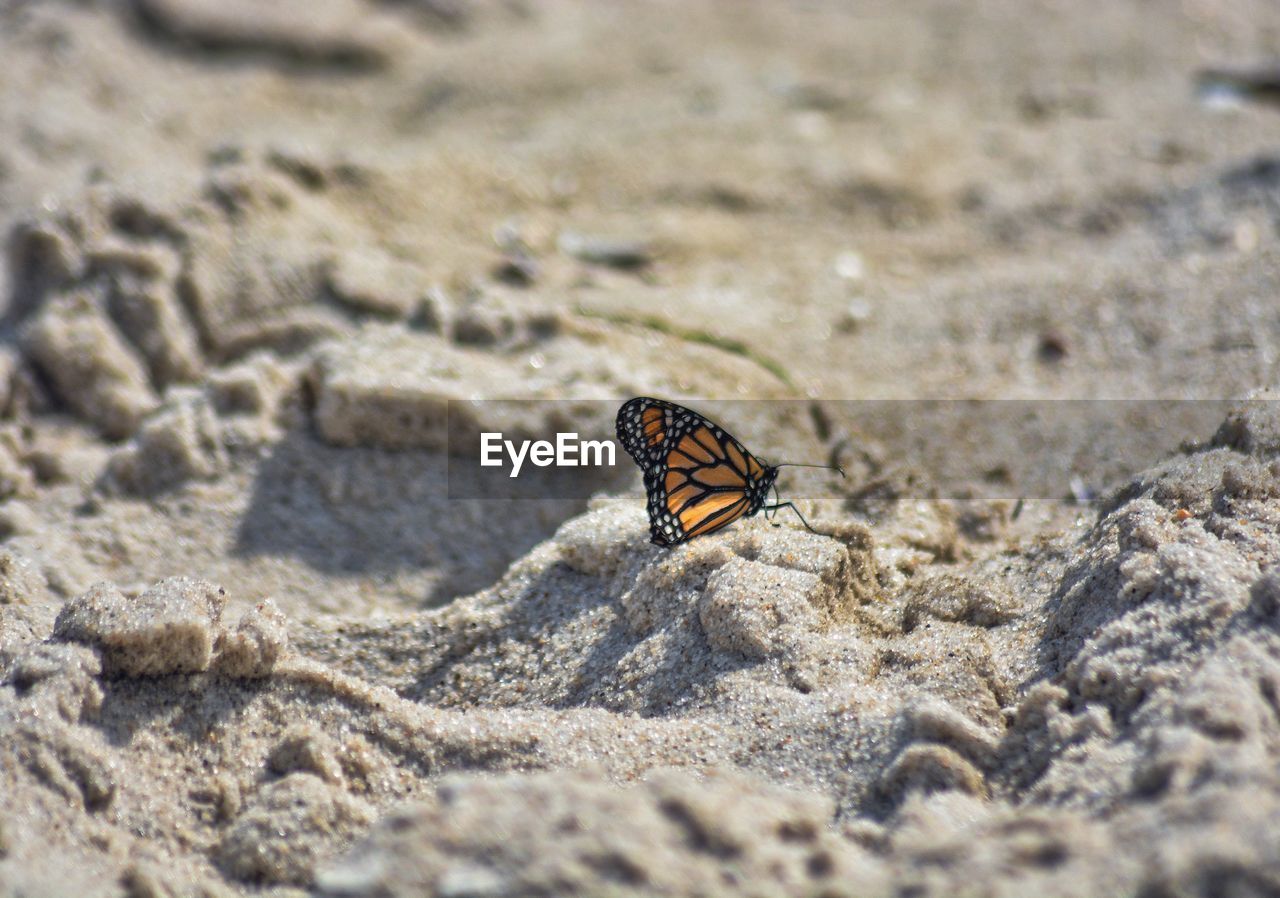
[761,501,819,535]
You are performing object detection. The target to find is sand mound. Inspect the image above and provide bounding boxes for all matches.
[4,408,1279,895]
[315,767,886,898]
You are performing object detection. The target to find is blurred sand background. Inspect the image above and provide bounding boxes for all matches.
[2,1,1280,895]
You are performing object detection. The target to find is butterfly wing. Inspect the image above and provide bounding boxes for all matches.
[616,398,772,546]
[616,397,675,467]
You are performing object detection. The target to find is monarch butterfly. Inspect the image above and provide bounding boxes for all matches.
[616,397,844,547]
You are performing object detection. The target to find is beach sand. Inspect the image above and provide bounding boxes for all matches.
[2,1,1280,895]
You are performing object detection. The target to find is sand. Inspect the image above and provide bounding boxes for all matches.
[2,1,1280,896]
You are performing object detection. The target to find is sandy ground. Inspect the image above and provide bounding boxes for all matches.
[2,1,1280,895]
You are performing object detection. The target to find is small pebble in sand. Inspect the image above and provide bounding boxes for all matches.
[834,250,866,282]
[558,231,653,270]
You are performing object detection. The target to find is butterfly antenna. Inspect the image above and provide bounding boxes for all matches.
[771,461,846,478]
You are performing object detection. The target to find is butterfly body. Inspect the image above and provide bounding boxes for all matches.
[616,397,782,547]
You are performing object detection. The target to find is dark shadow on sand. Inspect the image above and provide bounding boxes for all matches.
[232,429,611,605]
